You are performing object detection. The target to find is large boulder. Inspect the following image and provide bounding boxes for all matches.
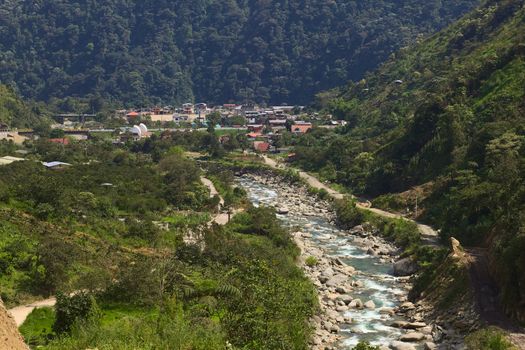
[390,341,416,350]
[399,332,425,342]
[393,258,418,276]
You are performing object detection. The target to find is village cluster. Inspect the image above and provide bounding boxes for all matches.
[118,103,347,153]
[0,102,348,155]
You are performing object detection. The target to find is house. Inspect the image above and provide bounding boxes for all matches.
[291,122,313,134]
[253,141,270,153]
[43,161,72,170]
[0,156,25,166]
[0,131,28,145]
[247,124,264,133]
[48,138,71,145]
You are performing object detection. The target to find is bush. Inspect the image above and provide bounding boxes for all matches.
[352,342,381,350]
[305,256,319,267]
[53,292,99,334]
[465,327,517,350]
[334,198,364,229]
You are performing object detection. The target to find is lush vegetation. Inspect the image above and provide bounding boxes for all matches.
[292,0,525,322]
[0,0,479,106]
[465,327,518,350]
[0,134,316,349]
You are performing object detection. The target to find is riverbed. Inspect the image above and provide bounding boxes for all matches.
[237,174,432,349]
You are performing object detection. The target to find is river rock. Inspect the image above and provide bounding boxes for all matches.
[349,299,363,309]
[400,302,416,311]
[424,342,437,350]
[393,258,418,276]
[399,332,425,342]
[379,307,395,316]
[406,322,427,329]
[390,341,416,350]
[364,300,376,309]
[391,320,409,328]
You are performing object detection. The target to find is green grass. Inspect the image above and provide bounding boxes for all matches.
[163,212,210,228]
[20,307,56,347]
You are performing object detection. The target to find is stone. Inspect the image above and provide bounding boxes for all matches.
[379,307,395,316]
[424,342,437,350]
[390,341,416,350]
[330,325,340,333]
[335,287,346,294]
[400,302,416,311]
[391,321,409,328]
[405,322,427,329]
[399,332,425,342]
[393,258,418,276]
[349,299,363,309]
[364,300,376,309]
[318,276,329,284]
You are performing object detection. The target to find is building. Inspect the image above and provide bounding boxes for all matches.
[48,138,71,145]
[291,122,313,134]
[253,141,270,153]
[0,131,27,145]
[0,156,25,166]
[43,161,72,170]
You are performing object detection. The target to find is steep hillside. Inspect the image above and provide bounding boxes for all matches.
[293,0,525,322]
[0,85,40,128]
[0,0,478,106]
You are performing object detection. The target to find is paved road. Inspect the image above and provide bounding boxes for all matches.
[8,298,56,326]
[262,156,440,245]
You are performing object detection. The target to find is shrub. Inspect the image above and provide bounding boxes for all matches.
[334,198,364,229]
[53,292,99,334]
[465,327,517,350]
[305,256,319,267]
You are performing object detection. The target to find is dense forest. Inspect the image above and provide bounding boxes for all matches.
[0,0,479,107]
[293,0,525,322]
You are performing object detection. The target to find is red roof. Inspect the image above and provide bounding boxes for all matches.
[253,141,270,153]
[48,138,70,145]
[247,132,261,138]
[127,111,139,117]
[292,123,312,134]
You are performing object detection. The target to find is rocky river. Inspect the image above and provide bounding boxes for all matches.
[237,173,440,350]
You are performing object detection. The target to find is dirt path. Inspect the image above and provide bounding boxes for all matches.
[262,156,440,245]
[200,176,233,225]
[7,298,56,327]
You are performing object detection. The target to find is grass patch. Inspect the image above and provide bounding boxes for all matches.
[20,307,56,347]
[465,327,517,350]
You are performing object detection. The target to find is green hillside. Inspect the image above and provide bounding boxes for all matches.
[293,0,525,322]
[0,85,40,128]
[0,0,478,106]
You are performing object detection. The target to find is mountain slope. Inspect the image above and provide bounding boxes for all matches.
[293,0,525,322]
[0,0,479,106]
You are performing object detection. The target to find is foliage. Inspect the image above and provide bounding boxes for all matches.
[465,327,517,350]
[0,0,478,106]
[53,292,99,334]
[305,256,318,267]
[334,198,365,229]
[19,307,56,347]
[352,342,381,350]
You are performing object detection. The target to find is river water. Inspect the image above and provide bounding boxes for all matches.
[238,177,412,349]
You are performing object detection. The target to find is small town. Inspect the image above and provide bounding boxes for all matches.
[0,102,348,157]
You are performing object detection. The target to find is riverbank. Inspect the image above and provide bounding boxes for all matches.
[238,173,443,349]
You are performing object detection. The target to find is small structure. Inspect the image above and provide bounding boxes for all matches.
[43,161,72,170]
[48,138,71,145]
[0,131,28,145]
[253,141,270,153]
[291,122,313,134]
[0,156,25,166]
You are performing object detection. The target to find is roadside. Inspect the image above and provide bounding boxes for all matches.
[8,298,56,327]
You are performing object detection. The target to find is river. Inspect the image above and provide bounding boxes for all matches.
[238,175,421,349]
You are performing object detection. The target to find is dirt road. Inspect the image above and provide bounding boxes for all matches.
[262,156,440,245]
[7,297,56,327]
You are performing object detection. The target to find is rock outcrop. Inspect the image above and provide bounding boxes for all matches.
[0,298,28,350]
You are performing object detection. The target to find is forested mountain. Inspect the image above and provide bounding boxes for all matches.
[294,0,525,322]
[0,85,41,128]
[0,0,479,107]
